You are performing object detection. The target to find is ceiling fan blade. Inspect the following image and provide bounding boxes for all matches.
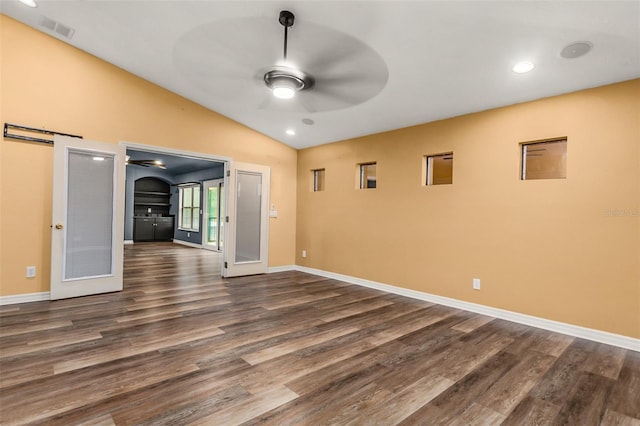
[174,13,388,113]
[258,94,274,110]
[302,38,368,76]
[295,95,317,114]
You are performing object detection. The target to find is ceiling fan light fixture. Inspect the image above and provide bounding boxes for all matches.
[264,69,313,100]
[272,84,296,100]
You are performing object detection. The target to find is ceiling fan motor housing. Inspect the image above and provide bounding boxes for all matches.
[264,68,314,92]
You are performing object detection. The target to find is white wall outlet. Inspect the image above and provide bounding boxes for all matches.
[302,250,307,258]
[269,209,278,218]
[26,266,36,278]
[473,278,481,290]
[187,232,191,237]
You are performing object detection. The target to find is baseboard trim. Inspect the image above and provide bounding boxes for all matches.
[268,265,297,273]
[172,240,203,249]
[0,292,50,305]
[288,265,639,352]
[124,240,134,245]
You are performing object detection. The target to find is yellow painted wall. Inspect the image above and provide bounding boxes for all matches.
[0,16,297,297]
[297,79,640,339]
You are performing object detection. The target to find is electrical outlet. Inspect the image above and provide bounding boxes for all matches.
[302,250,307,258]
[26,266,36,278]
[187,232,191,237]
[473,278,481,290]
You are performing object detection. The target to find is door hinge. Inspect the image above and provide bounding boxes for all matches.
[225,216,229,223]
[224,262,228,269]
[226,170,230,177]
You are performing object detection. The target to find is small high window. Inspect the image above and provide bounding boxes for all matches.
[312,169,325,192]
[425,152,453,185]
[521,138,567,180]
[358,162,377,189]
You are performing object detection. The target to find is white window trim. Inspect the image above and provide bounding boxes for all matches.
[178,183,201,232]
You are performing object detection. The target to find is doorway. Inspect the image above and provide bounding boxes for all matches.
[203,179,224,251]
[124,144,228,278]
[123,143,272,278]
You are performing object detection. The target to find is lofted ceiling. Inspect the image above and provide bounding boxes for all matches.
[1,1,639,150]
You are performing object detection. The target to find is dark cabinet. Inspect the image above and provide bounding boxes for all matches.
[154,217,174,240]
[134,216,174,242]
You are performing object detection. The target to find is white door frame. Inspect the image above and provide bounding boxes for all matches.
[122,141,231,262]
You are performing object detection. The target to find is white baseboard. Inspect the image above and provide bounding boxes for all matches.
[124,240,134,245]
[172,240,203,249]
[268,265,297,273]
[284,265,639,352]
[0,292,50,305]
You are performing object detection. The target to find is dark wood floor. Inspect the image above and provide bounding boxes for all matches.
[1,243,638,425]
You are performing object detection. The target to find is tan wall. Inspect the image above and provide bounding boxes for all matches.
[296,79,640,339]
[0,16,297,297]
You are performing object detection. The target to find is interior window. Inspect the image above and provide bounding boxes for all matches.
[521,138,567,180]
[359,162,377,189]
[425,152,453,185]
[312,169,325,192]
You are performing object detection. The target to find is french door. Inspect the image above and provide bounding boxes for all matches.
[203,179,224,251]
[50,135,125,299]
[223,162,270,277]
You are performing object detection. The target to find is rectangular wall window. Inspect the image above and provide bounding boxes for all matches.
[179,184,200,231]
[521,138,567,180]
[312,168,325,192]
[359,162,377,189]
[425,152,453,185]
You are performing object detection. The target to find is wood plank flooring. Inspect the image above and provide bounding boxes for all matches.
[1,242,638,425]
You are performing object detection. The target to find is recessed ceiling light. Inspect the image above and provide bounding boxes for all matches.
[512,61,535,73]
[19,0,37,7]
[285,129,296,136]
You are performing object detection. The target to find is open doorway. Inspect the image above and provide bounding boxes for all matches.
[123,144,229,276]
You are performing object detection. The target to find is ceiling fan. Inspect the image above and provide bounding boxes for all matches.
[125,155,166,169]
[262,11,314,100]
[173,11,389,113]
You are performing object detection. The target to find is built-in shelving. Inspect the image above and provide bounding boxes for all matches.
[134,177,171,217]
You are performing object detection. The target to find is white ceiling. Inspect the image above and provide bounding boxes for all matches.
[2,1,639,149]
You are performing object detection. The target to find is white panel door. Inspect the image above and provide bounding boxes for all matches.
[50,135,125,299]
[223,162,270,277]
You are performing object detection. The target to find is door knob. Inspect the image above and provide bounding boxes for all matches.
[55,224,64,229]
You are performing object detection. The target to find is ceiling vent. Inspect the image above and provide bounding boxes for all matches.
[40,16,75,39]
